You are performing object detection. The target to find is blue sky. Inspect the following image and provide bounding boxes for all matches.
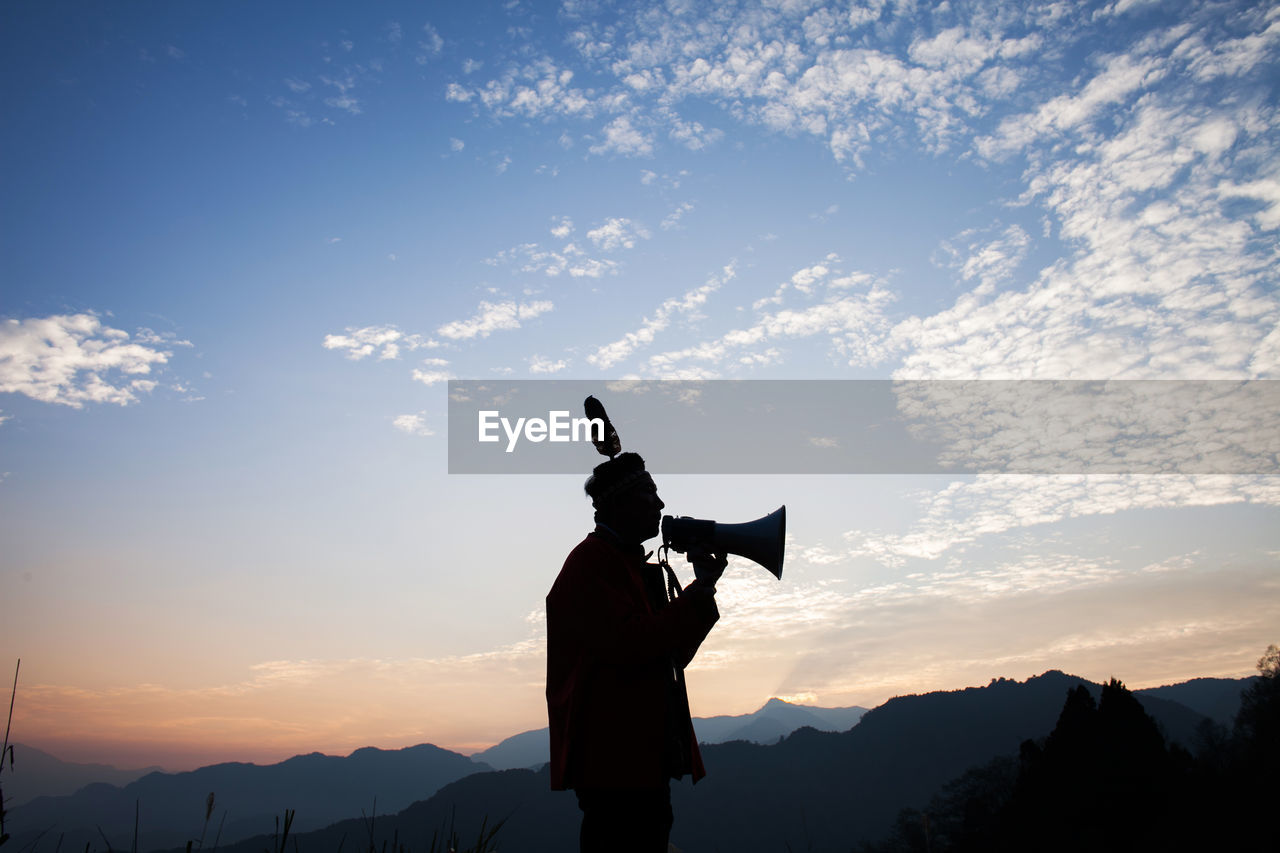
[2,0,1278,770]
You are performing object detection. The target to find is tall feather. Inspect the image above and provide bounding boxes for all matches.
[583,395,622,458]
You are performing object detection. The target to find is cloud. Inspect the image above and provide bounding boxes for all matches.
[446,58,595,119]
[645,259,895,375]
[589,263,735,369]
[443,3,1277,386]
[435,300,554,341]
[323,325,433,360]
[894,94,1279,380]
[487,214,654,279]
[318,74,362,115]
[324,94,362,115]
[420,23,444,58]
[0,314,179,408]
[666,113,723,150]
[586,217,650,250]
[932,224,1032,298]
[661,202,694,230]
[590,115,653,156]
[788,262,831,293]
[392,412,435,436]
[1219,176,1280,230]
[843,474,1280,565]
[528,354,568,374]
[411,369,451,386]
[446,0,1276,184]
[550,216,574,239]
[487,241,620,278]
[977,52,1168,159]
[551,3,1051,164]
[409,356,451,387]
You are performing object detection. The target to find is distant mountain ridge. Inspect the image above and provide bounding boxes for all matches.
[3,744,161,807]
[1134,675,1260,725]
[11,672,1255,853]
[203,670,1250,853]
[474,696,868,770]
[10,744,490,853]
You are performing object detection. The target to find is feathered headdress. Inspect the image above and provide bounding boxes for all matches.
[584,395,622,459]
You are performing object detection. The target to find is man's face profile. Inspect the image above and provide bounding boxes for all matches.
[609,474,665,544]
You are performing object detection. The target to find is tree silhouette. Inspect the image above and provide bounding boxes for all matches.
[862,649,1280,853]
[862,679,1195,852]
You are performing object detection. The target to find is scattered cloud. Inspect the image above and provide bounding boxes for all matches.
[589,263,735,369]
[323,325,434,360]
[486,227,623,278]
[0,314,183,409]
[590,115,653,156]
[411,368,451,386]
[446,58,595,119]
[893,95,1279,379]
[646,259,895,375]
[421,23,445,58]
[435,300,554,341]
[392,412,435,436]
[666,113,723,150]
[843,474,1280,565]
[661,201,694,230]
[585,217,650,250]
[549,216,574,239]
[528,354,568,374]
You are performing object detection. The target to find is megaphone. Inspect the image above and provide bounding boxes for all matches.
[661,506,786,579]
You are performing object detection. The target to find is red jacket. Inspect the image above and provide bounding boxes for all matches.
[546,529,719,790]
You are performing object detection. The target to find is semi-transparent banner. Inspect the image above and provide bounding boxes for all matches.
[446,380,1280,475]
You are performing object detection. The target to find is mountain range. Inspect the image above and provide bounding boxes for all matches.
[205,672,1242,853]
[8,744,490,853]
[2,745,161,808]
[474,696,868,770]
[8,673,1253,853]
[6,696,864,851]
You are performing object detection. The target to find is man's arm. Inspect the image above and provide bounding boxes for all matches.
[670,548,726,668]
[550,546,718,669]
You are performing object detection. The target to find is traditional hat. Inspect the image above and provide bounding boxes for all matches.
[581,396,650,509]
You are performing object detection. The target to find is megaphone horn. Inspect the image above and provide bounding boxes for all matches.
[661,506,786,580]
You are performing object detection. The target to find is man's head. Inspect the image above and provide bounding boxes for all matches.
[584,451,665,544]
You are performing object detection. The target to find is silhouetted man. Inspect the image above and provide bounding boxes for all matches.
[546,452,725,852]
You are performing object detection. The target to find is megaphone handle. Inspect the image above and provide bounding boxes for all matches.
[656,545,682,604]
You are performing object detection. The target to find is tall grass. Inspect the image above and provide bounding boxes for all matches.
[1,659,19,848]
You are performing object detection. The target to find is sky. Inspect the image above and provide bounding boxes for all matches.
[1,0,1278,772]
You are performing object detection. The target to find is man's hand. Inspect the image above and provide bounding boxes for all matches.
[686,546,728,589]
